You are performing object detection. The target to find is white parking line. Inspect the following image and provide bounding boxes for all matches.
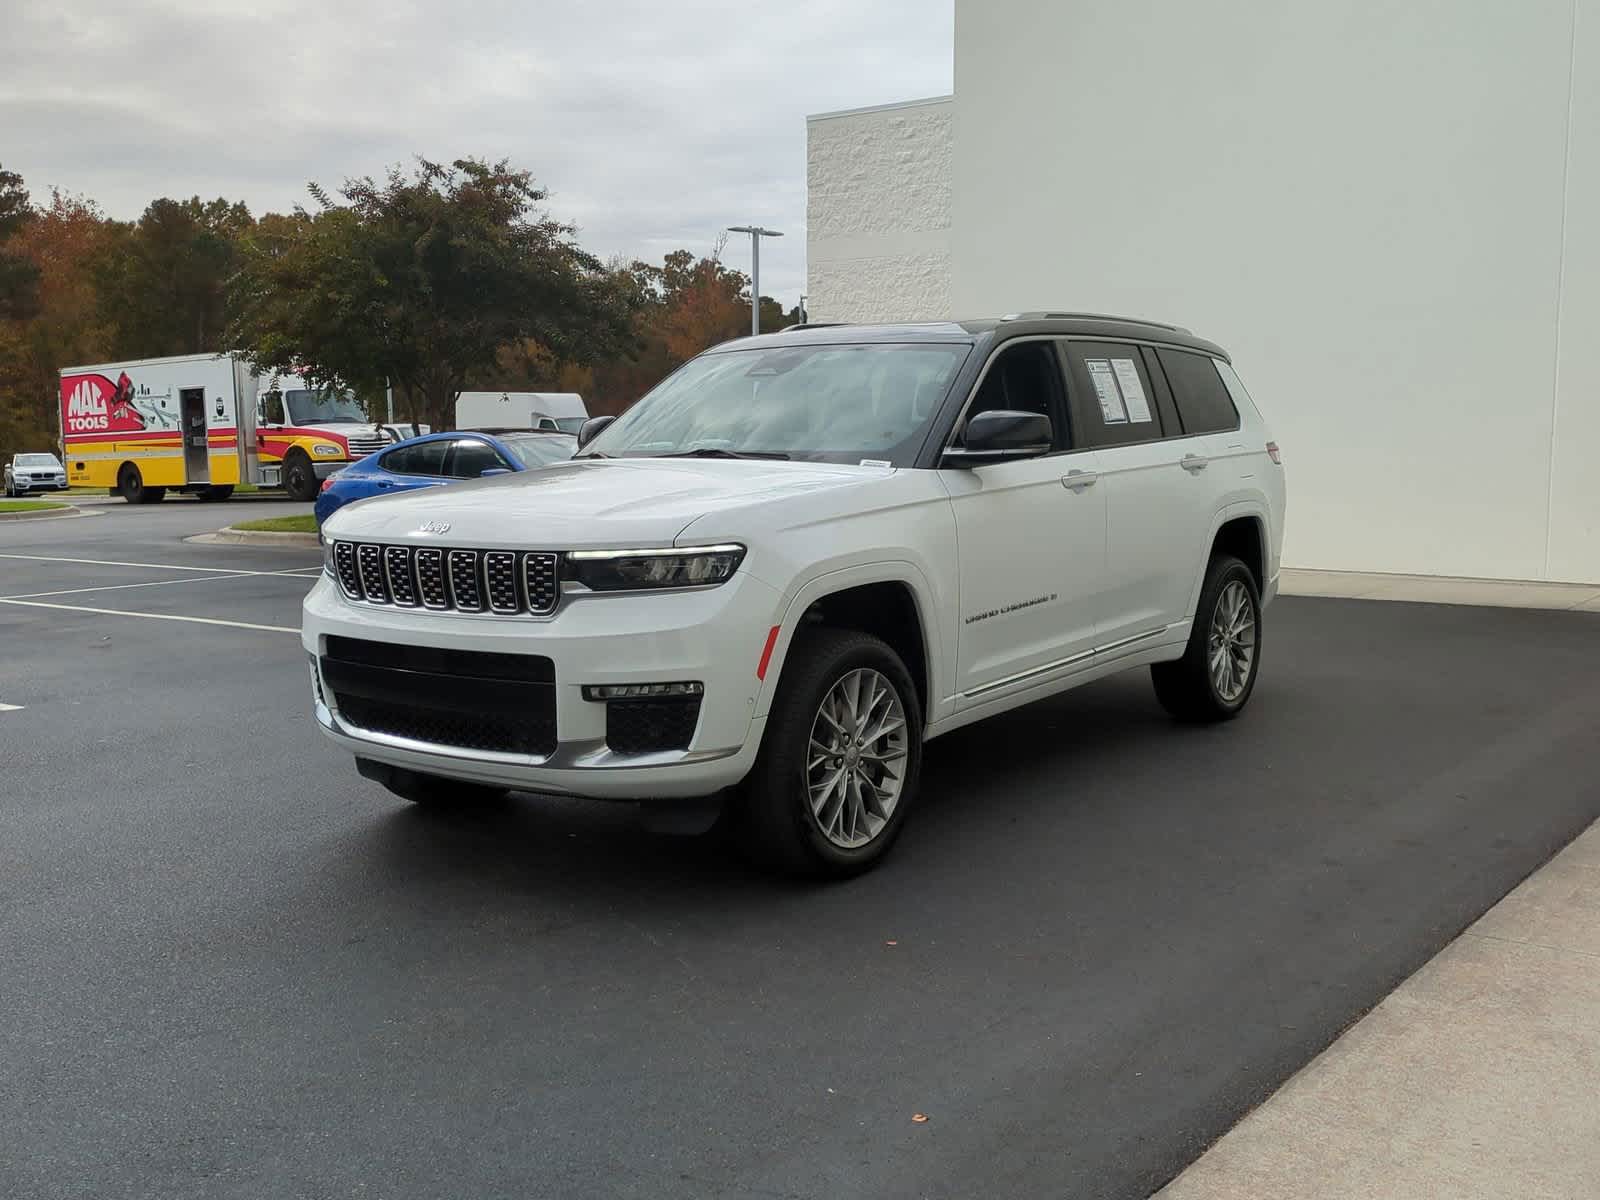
[2,572,264,600]
[0,598,297,634]
[0,553,315,576]
[0,702,22,713]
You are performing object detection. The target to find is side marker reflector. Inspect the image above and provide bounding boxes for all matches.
[756,625,781,680]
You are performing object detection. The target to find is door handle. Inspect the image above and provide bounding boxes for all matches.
[1061,470,1098,491]
[1181,453,1210,473]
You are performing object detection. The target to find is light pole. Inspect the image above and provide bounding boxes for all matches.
[727,225,783,336]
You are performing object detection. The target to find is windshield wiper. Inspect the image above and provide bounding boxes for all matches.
[574,451,610,459]
[661,447,790,461]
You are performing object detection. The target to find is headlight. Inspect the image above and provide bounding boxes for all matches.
[565,544,745,591]
[322,538,336,576]
[311,443,341,457]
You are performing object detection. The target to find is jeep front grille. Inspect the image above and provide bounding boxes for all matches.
[331,541,560,616]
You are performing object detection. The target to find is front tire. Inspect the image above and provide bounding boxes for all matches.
[737,627,923,878]
[117,463,164,504]
[282,451,318,501]
[1152,554,1262,722]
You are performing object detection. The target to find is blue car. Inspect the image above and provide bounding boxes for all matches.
[314,428,577,526]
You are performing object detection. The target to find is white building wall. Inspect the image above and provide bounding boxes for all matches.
[806,96,954,324]
[951,0,1600,583]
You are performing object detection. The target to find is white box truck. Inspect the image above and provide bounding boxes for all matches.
[455,391,588,435]
[59,353,424,502]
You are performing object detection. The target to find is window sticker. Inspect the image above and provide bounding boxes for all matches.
[1086,359,1128,424]
[1111,358,1153,423]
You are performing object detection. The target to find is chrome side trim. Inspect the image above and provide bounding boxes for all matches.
[960,625,1174,699]
[963,647,1095,698]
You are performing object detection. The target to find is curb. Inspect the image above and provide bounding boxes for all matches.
[0,504,90,522]
[189,527,321,548]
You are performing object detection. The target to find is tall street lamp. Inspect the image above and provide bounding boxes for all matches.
[727,225,783,336]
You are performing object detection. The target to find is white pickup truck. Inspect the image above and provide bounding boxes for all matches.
[305,314,1286,877]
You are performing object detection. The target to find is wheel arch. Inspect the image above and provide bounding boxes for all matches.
[1186,503,1271,617]
[756,563,941,725]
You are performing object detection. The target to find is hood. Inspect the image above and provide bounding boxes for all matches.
[323,457,882,548]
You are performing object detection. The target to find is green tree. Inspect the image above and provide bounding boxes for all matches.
[228,157,635,431]
[0,164,41,322]
[94,196,253,357]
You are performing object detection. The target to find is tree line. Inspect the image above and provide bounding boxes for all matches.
[0,156,797,457]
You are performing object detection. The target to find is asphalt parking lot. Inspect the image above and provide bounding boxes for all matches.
[4,502,1600,1200]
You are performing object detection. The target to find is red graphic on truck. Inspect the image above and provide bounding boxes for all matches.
[61,372,147,434]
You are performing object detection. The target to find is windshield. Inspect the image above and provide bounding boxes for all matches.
[586,343,969,466]
[17,454,59,467]
[284,387,366,425]
[501,434,577,468]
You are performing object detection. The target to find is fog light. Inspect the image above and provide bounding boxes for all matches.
[582,681,703,701]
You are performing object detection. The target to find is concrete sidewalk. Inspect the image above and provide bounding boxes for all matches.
[1280,568,1600,612]
[1156,819,1600,1200]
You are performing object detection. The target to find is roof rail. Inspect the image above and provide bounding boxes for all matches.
[780,321,852,331]
[1002,311,1192,334]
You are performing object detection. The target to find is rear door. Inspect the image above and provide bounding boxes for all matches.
[941,338,1106,705]
[1060,341,1215,649]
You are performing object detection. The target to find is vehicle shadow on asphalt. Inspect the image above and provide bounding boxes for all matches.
[354,670,1209,908]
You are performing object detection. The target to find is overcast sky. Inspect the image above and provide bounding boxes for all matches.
[2,0,953,306]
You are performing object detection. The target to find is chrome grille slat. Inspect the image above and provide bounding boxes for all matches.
[485,552,519,613]
[333,541,560,617]
[333,542,363,600]
[447,549,485,612]
[524,552,559,615]
[356,543,388,603]
[345,435,391,458]
[384,546,418,606]
[416,548,448,608]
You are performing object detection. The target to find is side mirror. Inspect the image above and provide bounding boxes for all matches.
[478,467,511,478]
[942,410,1053,467]
[576,414,615,450]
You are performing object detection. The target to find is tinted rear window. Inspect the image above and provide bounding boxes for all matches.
[380,440,449,476]
[1156,350,1239,435]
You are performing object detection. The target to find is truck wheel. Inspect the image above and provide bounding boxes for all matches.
[282,451,318,501]
[117,463,165,504]
[736,627,923,878]
[355,758,507,807]
[198,485,235,502]
[1151,554,1262,722]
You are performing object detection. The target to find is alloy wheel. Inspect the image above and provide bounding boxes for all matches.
[1208,579,1256,703]
[805,667,909,849]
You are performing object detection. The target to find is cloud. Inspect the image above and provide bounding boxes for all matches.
[0,0,953,303]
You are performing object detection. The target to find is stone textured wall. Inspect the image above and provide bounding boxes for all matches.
[806,97,953,323]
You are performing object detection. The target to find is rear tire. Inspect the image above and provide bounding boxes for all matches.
[355,758,507,807]
[736,627,923,878]
[198,485,234,502]
[117,463,164,504]
[282,451,318,502]
[1151,554,1262,722]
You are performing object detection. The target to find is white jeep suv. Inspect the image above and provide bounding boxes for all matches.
[304,314,1285,876]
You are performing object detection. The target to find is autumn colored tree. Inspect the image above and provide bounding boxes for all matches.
[94,196,254,358]
[0,191,120,459]
[228,157,636,431]
[0,164,40,322]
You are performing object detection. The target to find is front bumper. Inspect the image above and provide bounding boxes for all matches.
[11,477,68,492]
[301,571,782,800]
[313,461,346,481]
